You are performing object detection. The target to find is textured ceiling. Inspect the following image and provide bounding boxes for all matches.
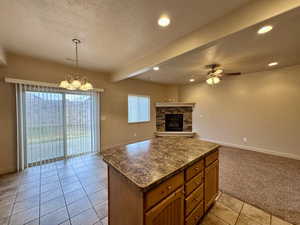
[135,8,300,84]
[0,0,251,72]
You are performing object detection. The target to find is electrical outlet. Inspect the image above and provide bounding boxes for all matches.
[243,137,247,143]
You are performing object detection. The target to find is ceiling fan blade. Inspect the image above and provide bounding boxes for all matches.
[224,72,242,76]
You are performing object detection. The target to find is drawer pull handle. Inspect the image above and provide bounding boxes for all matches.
[194,167,199,171]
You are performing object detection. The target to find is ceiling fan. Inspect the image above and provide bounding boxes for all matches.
[205,64,242,85]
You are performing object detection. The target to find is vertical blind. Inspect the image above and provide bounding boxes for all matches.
[128,95,150,123]
[16,84,100,170]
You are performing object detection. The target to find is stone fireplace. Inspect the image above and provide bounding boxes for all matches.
[155,102,195,136]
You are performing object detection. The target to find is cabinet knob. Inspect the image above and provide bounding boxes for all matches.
[167,185,172,190]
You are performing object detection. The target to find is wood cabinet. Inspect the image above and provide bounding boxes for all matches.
[145,188,184,225]
[204,159,219,211]
[107,149,219,225]
[145,172,184,210]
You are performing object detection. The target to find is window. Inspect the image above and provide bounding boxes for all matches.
[128,95,150,123]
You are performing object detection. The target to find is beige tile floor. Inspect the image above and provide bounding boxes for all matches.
[202,192,293,225]
[0,154,108,225]
[0,154,294,225]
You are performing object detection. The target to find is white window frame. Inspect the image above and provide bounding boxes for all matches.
[128,94,151,124]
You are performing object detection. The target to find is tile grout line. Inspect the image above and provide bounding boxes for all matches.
[56,161,73,225]
[234,201,244,225]
[72,158,103,225]
[6,175,20,225]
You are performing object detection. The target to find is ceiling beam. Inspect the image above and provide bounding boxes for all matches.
[111,0,300,82]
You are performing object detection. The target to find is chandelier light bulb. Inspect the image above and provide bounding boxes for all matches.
[85,82,93,90]
[59,80,69,89]
[71,79,82,89]
[79,82,92,91]
[66,83,76,90]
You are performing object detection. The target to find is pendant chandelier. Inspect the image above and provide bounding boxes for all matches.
[59,39,93,91]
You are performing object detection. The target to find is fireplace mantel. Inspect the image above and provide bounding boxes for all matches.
[155,102,195,108]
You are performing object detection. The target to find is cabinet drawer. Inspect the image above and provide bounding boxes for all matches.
[185,172,203,196]
[185,160,204,181]
[185,201,204,225]
[185,184,204,216]
[205,150,218,167]
[145,172,184,211]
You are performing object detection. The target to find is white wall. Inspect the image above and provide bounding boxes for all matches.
[179,64,300,159]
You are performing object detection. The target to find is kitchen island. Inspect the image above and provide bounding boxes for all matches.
[102,136,219,225]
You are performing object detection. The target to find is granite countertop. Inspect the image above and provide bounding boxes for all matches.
[101,136,219,192]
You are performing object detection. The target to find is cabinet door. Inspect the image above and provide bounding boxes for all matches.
[204,160,219,211]
[145,188,184,225]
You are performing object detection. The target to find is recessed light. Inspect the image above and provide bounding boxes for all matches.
[189,78,195,82]
[153,66,160,71]
[257,25,273,34]
[268,62,278,67]
[158,16,170,27]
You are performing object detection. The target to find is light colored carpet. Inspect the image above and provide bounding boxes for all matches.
[219,146,300,225]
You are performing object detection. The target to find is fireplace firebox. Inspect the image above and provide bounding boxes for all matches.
[165,114,183,131]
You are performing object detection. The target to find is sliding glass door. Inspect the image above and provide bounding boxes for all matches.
[23,87,99,166]
[25,91,64,164]
[66,93,95,156]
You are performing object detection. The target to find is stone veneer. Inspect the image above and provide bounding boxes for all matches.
[156,107,192,132]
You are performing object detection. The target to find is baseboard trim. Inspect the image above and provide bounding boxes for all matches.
[200,138,300,161]
[0,167,17,176]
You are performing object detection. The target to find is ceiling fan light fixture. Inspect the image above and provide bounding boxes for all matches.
[215,69,223,75]
[206,76,220,85]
